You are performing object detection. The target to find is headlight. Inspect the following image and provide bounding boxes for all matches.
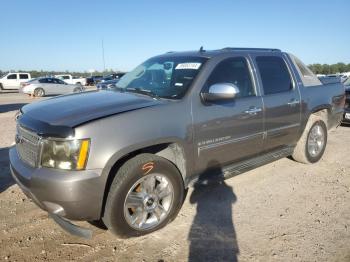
[41,139,90,170]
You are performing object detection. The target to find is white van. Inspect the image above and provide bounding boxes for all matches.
[0,72,31,90]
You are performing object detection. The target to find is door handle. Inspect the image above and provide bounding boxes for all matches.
[287,99,300,106]
[244,107,262,115]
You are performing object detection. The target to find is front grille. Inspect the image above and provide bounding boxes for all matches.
[16,125,41,167]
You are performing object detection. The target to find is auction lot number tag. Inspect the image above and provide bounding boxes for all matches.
[175,63,201,70]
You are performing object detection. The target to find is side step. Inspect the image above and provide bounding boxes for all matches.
[222,147,294,179]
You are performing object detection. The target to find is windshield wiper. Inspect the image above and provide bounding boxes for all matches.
[125,87,160,100]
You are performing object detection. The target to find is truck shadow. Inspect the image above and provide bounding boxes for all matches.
[0,103,27,113]
[188,163,239,262]
[0,147,14,193]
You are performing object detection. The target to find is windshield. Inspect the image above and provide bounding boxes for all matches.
[116,56,207,99]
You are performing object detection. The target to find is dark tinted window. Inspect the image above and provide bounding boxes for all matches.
[39,78,48,83]
[19,74,29,79]
[207,57,255,98]
[7,74,17,79]
[256,56,292,95]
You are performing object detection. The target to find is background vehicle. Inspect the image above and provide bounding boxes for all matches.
[343,77,350,123]
[86,75,103,86]
[20,77,84,96]
[0,72,31,90]
[100,72,126,82]
[96,79,120,90]
[55,74,86,86]
[10,48,345,239]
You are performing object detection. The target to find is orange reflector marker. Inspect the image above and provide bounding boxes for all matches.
[77,140,90,170]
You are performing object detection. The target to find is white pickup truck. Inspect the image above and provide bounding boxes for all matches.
[0,72,31,90]
[55,74,86,86]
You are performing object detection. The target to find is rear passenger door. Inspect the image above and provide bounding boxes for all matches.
[19,74,30,85]
[252,54,301,151]
[193,56,264,173]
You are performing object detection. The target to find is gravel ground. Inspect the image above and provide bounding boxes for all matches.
[0,92,349,262]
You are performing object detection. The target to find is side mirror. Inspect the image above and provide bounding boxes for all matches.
[201,83,240,102]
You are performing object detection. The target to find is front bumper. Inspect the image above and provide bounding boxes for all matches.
[9,146,104,221]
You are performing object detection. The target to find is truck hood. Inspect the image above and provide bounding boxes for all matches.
[19,90,162,137]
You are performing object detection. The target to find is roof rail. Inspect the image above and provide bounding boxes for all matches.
[221,47,281,52]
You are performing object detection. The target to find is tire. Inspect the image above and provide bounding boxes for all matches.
[76,82,82,85]
[292,115,328,164]
[0,83,3,90]
[102,153,185,238]
[34,88,45,97]
[73,87,82,93]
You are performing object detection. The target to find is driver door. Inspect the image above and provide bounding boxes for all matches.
[192,56,264,174]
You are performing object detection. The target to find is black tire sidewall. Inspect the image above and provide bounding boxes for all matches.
[103,154,185,237]
[305,120,327,163]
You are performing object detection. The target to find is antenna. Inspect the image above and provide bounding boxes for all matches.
[101,39,106,72]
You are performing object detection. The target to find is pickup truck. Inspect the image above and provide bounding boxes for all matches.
[0,72,31,90]
[10,48,345,238]
[55,74,87,86]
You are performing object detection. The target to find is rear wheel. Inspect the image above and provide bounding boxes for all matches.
[102,154,185,237]
[73,87,82,93]
[292,115,328,163]
[34,88,45,97]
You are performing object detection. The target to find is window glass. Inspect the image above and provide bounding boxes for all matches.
[19,74,29,79]
[63,76,70,79]
[288,54,322,87]
[46,78,54,84]
[206,57,255,98]
[57,79,66,84]
[256,56,292,95]
[39,78,48,83]
[7,74,17,79]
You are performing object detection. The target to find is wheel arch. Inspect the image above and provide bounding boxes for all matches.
[309,106,331,129]
[99,141,188,218]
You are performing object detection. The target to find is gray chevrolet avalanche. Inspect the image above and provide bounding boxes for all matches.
[10,48,345,238]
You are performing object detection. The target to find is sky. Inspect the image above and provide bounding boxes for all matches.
[0,0,349,72]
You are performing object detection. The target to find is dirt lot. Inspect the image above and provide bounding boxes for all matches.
[0,92,349,262]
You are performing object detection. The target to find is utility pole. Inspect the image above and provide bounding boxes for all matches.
[102,38,106,73]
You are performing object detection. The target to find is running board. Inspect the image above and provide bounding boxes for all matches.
[187,146,294,186]
[222,147,294,179]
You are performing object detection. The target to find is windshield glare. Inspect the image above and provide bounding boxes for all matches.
[116,56,207,99]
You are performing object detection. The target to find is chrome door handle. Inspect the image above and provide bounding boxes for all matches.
[244,107,262,115]
[287,99,300,106]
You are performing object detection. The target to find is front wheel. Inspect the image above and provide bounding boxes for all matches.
[102,154,185,237]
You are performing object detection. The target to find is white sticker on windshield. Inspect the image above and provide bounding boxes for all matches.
[175,63,201,70]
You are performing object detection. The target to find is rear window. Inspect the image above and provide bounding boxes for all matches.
[289,54,322,87]
[256,56,293,95]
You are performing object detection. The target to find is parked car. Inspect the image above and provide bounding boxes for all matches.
[100,73,126,82]
[343,77,350,123]
[86,75,103,86]
[96,79,120,90]
[0,72,31,90]
[10,47,345,239]
[20,77,84,97]
[55,74,87,86]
